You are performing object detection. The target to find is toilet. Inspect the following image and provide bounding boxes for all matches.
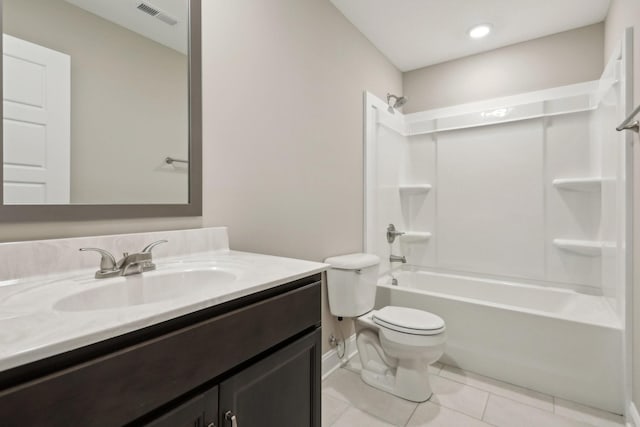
[324,253,446,402]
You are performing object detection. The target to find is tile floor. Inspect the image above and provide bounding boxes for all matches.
[322,357,626,427]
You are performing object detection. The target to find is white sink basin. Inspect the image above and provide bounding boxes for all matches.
[0,311,30,320]
[54,268,237,312]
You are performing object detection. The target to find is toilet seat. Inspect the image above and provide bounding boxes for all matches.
[373,306,445,336]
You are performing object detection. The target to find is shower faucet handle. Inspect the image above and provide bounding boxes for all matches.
[387,224,405,243]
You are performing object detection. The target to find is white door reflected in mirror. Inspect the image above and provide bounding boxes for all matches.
[3,35,70,204]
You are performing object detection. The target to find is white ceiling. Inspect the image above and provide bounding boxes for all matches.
[330,0,611,72]
[64,0,188,54]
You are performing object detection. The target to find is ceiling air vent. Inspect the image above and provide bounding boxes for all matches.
[136,1,178,26]
[136,2,159,16]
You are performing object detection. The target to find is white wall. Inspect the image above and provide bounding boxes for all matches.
[0,0,402,354]
[403,24,604,113]
[436,120,546,279]
[604,0,640,415]
[364,96,411,269]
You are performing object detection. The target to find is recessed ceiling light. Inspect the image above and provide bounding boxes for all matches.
[468,24,492,39]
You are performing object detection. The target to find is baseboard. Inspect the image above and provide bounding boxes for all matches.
[322,334,357,380]
[628,401,640,427]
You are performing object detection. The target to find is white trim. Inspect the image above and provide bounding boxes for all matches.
[368,81,601,139]
[405,80,599,122]
[621,27,635,425]
[627,401,640,427]
[363,91,385,251]
[321,334,358,380]
[405,103,594,136]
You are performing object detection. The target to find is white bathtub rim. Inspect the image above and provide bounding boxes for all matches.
[385,265,603,296]
[384,266,594,295]
[379,281,621,330]
[381,267,620,328]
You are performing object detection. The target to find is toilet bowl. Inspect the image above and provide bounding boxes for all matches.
[355,307,446,401]
[324,253,447,402]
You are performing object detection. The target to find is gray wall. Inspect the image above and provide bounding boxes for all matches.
[0,0,403,354]
[202,0,402,351]
[403,24,604,113]
[4,0,188,204]
[604,0,640,415]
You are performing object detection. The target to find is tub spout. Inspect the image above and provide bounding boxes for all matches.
[390,254,406,264]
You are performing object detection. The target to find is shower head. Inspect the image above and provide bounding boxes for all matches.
[393,96,408,108]
[387,93,408,113]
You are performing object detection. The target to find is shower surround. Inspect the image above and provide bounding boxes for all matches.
[363,37,631,414]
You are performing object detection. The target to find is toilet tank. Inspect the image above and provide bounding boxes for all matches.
[324,253,380,318]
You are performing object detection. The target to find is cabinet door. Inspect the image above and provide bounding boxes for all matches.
[144,387,218,427]
[219,329,321,427]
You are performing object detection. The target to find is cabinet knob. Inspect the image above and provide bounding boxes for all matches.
[225,411,238,427]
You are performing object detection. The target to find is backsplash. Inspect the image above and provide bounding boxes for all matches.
[0,227,229,282]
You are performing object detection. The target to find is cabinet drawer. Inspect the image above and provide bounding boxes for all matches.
[0,280,320,427]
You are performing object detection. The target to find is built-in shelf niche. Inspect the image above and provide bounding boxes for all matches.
[552,177,603,192]
[552,177,606,257]
[400,232,432,243]
[399,184,432,195]
[553,239,609,257]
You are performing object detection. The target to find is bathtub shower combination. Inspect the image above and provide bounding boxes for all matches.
[364,33,633,414]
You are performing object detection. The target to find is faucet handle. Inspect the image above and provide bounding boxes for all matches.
[387,224,405,244]
[79,248,117,272]
[142,239,168,253]
[139,240,168,272]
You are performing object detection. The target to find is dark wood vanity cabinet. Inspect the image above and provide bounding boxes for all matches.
[144,329,320,427]
[0,274,322,427]
[145,387,218,427]
[218,329,320,427]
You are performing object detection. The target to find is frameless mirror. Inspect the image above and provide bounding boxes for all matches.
[0,0,201,219]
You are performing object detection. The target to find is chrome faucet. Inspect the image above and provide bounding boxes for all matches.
[80,240,168,279]
[389,254,406,264]
[140,240,169,272]
[387,224,405,244]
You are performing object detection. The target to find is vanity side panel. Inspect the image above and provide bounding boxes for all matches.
[0,281,321,427]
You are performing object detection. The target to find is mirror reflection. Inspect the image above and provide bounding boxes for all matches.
[2,0,189,205]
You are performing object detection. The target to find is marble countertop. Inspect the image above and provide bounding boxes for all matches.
[0,249,327,373]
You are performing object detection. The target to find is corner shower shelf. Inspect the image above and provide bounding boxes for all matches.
[552,177,602,192]
[553,239,604,257]
[399,184,432,195]
[400,232,432,243]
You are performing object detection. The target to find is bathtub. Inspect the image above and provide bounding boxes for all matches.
[375,267,623,414]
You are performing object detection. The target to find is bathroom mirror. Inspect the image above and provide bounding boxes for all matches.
[0,0,201,220]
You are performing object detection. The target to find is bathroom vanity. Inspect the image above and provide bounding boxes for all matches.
[0,228,326,427]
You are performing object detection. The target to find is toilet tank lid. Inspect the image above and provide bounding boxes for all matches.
[324,253,380,270]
